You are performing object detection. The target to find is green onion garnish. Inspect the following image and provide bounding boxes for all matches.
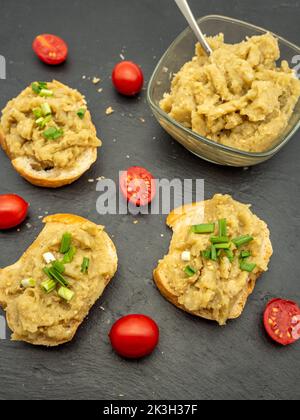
[218,219,227,237]
[31,81,48,94]
[225,249,234,263]
[33,107,42,118]
[184,265,196,277]
[81,257,90,274]
[39,88,53,97]
[211,245,217,261]
[21,278,36,288]
[77,108,86,119]
[52,260,65,274]
[41,102,52,116]
[63,246,77,263]
[217,250,223,258]
[60,233,72,254]
[240,260,257,273]
[232,235,254,248]
[191,223,215,234]
[43,127,64,140]
[41,279,56,294]
[58,287,74,302]
[201,249,211,260]
[35,117,45,127]
[240,251,251,259]
[210,236,229,244]
[43,267,53,279]
[48,267,69,287]
[214,243,231,250]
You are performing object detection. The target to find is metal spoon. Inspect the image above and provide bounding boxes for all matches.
[175,0,212,56]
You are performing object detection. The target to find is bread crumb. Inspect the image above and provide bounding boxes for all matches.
[38,216,43,219]
[139,118,146,123]
[98,88,103,93]
[126,155,130,159]
[100,306,105,311]
[133,220,139,225]
[88,179,95,183]
[106,107,114,115]
[96,176,106,181]
[162,67,168,73]
[82,75,86,79]
[92,77,101,85]
[26,223,32,229]
[161,234,164,238]
[120,54,125,60]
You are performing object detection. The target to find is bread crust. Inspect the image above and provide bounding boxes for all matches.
[0,214,118,346]
[154,197,273,324]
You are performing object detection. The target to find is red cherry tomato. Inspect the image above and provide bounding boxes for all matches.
[264,299,300,346]
[109,315,159,359]
[120,166,156,207]
[112,61,144,96]
[32,34,68,65]
[0,194,29,230]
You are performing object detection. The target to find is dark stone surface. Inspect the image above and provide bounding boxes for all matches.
[0,0,299,401]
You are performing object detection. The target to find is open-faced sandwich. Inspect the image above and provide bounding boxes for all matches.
[0,214,118,346]
[0,80,101,188]
[154,194,273,325]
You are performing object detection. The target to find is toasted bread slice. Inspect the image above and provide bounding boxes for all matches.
[0,80,101,188]
[154,194,273,325]
[0,214,118,346]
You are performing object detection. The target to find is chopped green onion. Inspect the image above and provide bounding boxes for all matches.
[21,278,36,288]
[240,260,257,273]
[35,117,45,127]
[191,223,215,234]
[81,257,90,274]
[218,219,227,237]
[184,265,196,277]
[225,249,234,263]
[41,279,56,294]
[43,127,64,140]
[217,250,223,258]
[60,233,72,254]
[48,267,69,287]
[41,102,52,116]
[43,267,53,279]
[63,246,77,263]
[214,243,231,250]
[240,251,251,259]
[201,249,211,260]
[232,235,254,248]
[52,260,65,274]
[211,245,217,261]
[33,107,42,118]
[31,81,48,95]
[77,108,86,119]
[39,88,53,97]
[58,287,74,302]
[41,115,52,128]
[210,236,229,244]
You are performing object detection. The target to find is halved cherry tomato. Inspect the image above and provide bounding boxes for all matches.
[120,166,156,207]
[112,61,144,96]
[264,299,300,346]
[32,34,68,65]
[109,315,159,359]
[0,194,29,230]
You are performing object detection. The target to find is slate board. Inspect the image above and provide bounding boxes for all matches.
[0,0,299,401]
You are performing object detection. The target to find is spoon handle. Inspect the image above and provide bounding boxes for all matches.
[174,0,212,56]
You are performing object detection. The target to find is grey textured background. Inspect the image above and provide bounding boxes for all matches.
[0,0,299,401]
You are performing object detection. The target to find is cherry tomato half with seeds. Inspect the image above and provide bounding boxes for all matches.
[120,166,156,207]
[32,34,68,65]
[109,315,159,359]
[264,299,300,346]
[0,194,29,230]
[112,61,144,96]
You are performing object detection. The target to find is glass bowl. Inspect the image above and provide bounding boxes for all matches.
[147,15,300,167]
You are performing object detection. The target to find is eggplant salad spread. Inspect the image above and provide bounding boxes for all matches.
[154,195,273,325]
[0,215,118,346]
[160,33,300,152]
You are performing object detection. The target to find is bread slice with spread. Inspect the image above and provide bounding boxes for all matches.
[154,194,273,325]
[0,80,101,188]
[0,214,118,346]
